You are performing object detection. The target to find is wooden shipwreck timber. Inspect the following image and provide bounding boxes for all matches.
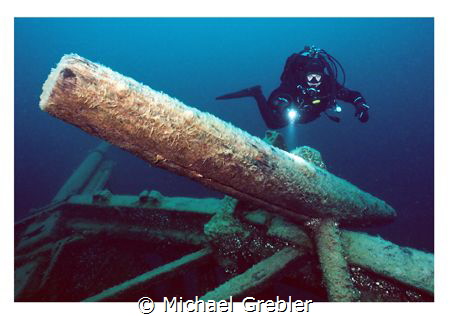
[14,55,434,302]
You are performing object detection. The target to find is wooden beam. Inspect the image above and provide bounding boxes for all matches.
[52,142,110,202]
[81,160,115,194]
[39,54,395,227]
[313,219,360,301]
[200,247,302,301]
[266,216,434,294]
[84,248,212,302]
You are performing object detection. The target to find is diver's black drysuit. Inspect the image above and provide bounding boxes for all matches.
[217,50,370,129]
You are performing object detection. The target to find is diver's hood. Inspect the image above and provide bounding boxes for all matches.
[304,59,325,73]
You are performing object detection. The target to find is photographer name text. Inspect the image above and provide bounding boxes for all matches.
[138,296,313,313]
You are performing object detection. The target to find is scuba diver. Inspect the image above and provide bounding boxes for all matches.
[216,45,370,129]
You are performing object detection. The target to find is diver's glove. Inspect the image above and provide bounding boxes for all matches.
[272,94,292,107]
[354,100,370,123]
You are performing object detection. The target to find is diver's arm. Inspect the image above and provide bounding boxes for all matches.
[336,83,370,123]
[257,101,288,130]
[259,87,293,129]
[336,83,366,104]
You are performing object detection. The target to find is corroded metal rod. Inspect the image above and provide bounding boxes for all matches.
[40,54,395,227]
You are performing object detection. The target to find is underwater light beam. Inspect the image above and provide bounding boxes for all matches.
[285,108,299,150]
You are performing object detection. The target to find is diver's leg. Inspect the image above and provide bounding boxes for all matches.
[217,86,286,129]
[252,87,286,129]
[216,85,262,100]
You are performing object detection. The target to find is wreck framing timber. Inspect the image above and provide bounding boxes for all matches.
[15,141,434,302]
[14,54,434,302]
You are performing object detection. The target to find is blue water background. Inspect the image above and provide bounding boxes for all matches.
[14,18,434,252]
